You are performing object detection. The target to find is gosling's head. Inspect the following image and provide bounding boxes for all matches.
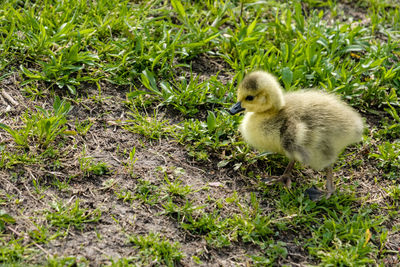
[229,71,285,114]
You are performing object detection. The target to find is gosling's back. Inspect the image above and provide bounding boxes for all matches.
[281,90,363,170]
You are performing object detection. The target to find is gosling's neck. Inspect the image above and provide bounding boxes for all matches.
[252,105,283,118]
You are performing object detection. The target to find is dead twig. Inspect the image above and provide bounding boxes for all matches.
[0,175,23,195]
[0,94,12,113]
[1,89,18,106]
[23,182,46,206]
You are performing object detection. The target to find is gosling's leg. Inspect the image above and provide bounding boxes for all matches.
[325,167,335,199]
[305,166,335,201]
[281,160,295,188]
[263,160,295,188]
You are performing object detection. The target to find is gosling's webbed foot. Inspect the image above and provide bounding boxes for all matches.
[326,191,334,199]
[305,185,324,201]
[262,161,294,189]
[305,185,335,201]
[262,176,281,184]
[262,174,292,189]
[306,167,336,201]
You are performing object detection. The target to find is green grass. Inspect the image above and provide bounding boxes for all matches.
[46,255,88,267]
[79,156,110,177]
[0,96,74,172]
[124,107,175,141]
[126,232,185,266]
[115,179,160,205]
[0,0,399,265]
[46,199,101,231]
[0,96,72,149]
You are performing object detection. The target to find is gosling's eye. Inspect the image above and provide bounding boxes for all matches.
[245,95,254,101]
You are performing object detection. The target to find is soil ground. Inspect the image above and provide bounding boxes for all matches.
[0,1,399,266]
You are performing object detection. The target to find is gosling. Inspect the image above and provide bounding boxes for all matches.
[229,71,364,200]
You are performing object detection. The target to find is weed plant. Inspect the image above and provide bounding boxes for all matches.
[127,232,185,266]
[46,199,101,230]
[0,96,72,149]
[0,97,73,169]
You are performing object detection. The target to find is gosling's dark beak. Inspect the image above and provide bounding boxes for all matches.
[229,102,245,115]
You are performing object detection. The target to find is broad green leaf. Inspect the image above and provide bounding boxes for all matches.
[281,67,293,89]
[127,90,149,99]
[342,45,365,53]
[141,69,158,93]
[294,2,304,32]
[247,17,258,36]
[0,210,16,231]
[171,0,186,19]
[0,123,12,133]
[207,111,216,132]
